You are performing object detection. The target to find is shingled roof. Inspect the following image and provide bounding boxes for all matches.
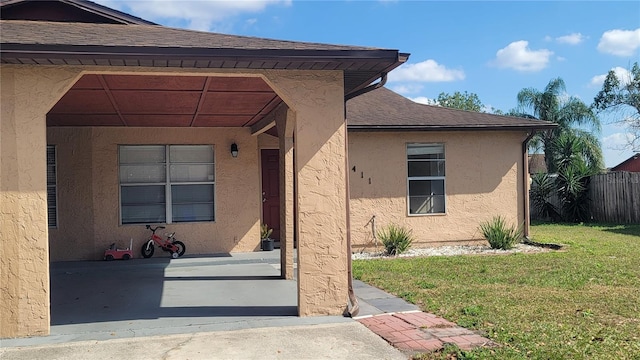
[0,1,408,96]
[346,87,556,131]
[0,0,155,24]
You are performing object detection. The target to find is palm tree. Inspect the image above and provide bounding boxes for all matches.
[517,78,604,174]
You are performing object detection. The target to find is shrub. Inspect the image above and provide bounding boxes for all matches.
[377,224,413,255]
[479,216,523,250]
[260,223,273,240]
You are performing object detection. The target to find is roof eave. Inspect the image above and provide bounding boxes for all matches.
[347,124,558,132]
[0,44,402,70]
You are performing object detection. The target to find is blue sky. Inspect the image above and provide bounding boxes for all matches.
[97,0,640,167]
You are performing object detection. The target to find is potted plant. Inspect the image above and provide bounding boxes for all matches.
[260,223,274,251]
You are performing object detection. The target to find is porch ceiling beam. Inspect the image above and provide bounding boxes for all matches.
[250,108,277,136]
[98,74,127,126]
[243,95,280,128]
[190,77,212,127]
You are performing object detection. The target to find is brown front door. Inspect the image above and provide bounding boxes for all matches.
[261,149,280,241]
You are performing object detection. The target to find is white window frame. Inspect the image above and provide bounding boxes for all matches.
[407,143,446,216]
[47,145,58,228]
[118,145,216,225]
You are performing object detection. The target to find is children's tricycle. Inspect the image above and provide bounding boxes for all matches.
[104,238,133,261]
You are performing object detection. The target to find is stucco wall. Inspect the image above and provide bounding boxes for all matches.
[47,126,261,261]
[348,131,526,250]
[1,65,81,338]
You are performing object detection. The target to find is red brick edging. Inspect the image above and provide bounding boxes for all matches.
[356,311,497,353]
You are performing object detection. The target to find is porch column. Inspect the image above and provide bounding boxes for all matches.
[265,70,348,316]
[0,65,80,338]
[276,106,295,280]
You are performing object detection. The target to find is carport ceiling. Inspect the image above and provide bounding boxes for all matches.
[47,74,282,127]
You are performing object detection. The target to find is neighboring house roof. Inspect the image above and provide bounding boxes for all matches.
[0,0,155,24]
[528,154,548,174]
[346,87,556,131]
[611,153,640,172]
[0,1,408,96]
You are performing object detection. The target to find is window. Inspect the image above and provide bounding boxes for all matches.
[407,144,445,215]
[47,145,57,227]
[119,145,215,224]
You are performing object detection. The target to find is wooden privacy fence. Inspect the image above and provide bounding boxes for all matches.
[588,172,640,224]
[531,172,640,224]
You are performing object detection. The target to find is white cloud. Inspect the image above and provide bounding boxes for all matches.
[557,56,566,62]
[389,84,424,95]
[388,60,465,83]
[409,96,438,105]
[589,66,632,87]
[95,0,291,31]
[556,33,586,45]
[603,132,635,151]
[597,28,640,57]
[493,41,553,72]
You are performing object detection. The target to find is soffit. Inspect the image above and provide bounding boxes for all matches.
[47,74,282,127]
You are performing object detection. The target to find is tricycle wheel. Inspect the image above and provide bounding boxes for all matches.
[172,240,186,257]
[141,242,154,258]
[105,254,114,261]
[122,253,131,260]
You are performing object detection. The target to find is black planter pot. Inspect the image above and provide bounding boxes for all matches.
[261,238,274,251]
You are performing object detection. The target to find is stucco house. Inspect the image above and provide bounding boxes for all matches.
[345,87,553,249]
[0,0,553,339]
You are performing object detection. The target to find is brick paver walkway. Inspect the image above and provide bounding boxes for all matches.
[356,311,497,353]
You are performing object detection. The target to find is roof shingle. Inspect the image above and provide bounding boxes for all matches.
[347,87,556,131]
[0,20,380,51]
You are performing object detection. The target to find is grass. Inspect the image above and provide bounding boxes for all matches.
[353,223,640,359]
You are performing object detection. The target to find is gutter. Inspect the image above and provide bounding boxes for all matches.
[343,73,389,317]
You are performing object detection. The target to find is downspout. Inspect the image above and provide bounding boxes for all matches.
[523,131,536,239]
[343,73,387,317]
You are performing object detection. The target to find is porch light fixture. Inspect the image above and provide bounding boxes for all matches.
[230,143,239,158]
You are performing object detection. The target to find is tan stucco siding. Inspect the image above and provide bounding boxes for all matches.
[47,127,262,261]
[348,131,526,250]
[1,66,81,337]
[264,71,348,316]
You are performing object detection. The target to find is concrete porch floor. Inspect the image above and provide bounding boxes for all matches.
[11,250,354,346]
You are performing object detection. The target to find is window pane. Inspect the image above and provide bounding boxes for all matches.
[122,204,166,224]
[46,146,57,227]
[119,145,165,164]
[408,161,445,177]
[409,180,444,196]
[170,145,214,163]
[173,204,214,222]
[121,186,166,224]
[409,180,445,214]
[170,164,214,182]
[171,184,214,222]
[121,185,165,205]
[120,164,166,183]
[407,144,444,159]
[409,195,445,214]
[171,184,214,203]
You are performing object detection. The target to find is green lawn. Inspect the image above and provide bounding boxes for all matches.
[353,223,640,359]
